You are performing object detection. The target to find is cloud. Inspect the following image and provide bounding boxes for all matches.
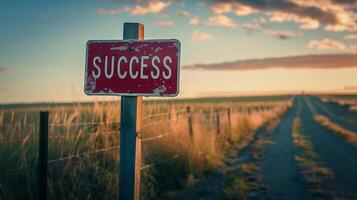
[344,34,357,40]
[192,30,213,42]
[241,22,261,31]
[183,54,357,71]
[241,17,266,32]
[96,7,130,14]
[155,21,174,27]
[189,17,200,25]
[343,85,357,90]
[130,1,170,15]
[330,0,357,5]
[308,38,347,50]
[178,10,191,17]
[267,12,320,29]
[350,44,357,53]
[205,15,237,28]
[254,17,267,24]
[208,0,357,32]
[264,30,299,40]
[96,1,169,15]
[211,2,257,16]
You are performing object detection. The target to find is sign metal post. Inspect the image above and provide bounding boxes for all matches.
[119,23,143,200]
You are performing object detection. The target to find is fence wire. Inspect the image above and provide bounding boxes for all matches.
[142,132,173,142]
[0,164,37,177]
[0,130,118,145]
[48,145,120,164]
[49,121,120,127]
[143,109,186,121]
[0,109,191,129]
[141,152,183,170]
[0,106,238,178]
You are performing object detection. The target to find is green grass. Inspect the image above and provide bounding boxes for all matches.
[319,94,357,100]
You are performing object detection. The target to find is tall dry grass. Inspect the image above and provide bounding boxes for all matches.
[0,99,291,199]
[321,97,357,111]
[314,115,357,146]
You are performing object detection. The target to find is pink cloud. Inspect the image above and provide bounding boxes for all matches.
[189,17,200,25]
[345,34,357,40]
[241,17,266,32]
[130,1,170,15]
[96,7,129,15]
[205,15,237,28]
[192,30,213,42]
[267,12,320,30]
[155,21,174,27]
[308,38,347,50]
[183,54,357,71]
[211,2,257,16]
[241,22,261,32]
[343,85,357,90]
[96,1,169,16]
[209,0,357,32]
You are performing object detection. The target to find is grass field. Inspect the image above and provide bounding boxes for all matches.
[0,95,291,199]
[2,94,357,199]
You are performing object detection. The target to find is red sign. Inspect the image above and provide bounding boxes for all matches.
[84,40,180,96]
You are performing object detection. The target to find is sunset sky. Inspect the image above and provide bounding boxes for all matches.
[0,0,357,104]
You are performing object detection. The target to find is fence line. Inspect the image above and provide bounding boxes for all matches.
[0,145,120,177]
[49,120,120,127]
[142,119,172,127]
[48,145,120,164]
[143,109,186,121]
[141,152,183,170]
[0,131,119,145]
[47,130,118,140]
[0,147,183,177]
[0,164,37,177]
[0,106,251,179]
[0,109,194,129]
[0,108,230,147]
[0,124,36,128]
[0,139,30,145]
[142,132,173,142]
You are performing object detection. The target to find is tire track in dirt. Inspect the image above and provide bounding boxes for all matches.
[301,95,357,199]
[261,97,310,200]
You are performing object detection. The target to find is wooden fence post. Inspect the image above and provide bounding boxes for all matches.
[119,23,143,200]
[227,108,231,128]
[186,106,194,142]
[215,110,220,135]
[39,111,48,200]
[0,113,3,142]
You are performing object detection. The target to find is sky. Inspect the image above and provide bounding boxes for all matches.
[0,0,357,104]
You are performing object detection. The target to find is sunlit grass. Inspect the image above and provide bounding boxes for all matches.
[0,99,291,199]
[320,96,357,111]
[314,115,357,146]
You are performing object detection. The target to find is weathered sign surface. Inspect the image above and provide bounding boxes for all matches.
[84,39,180,96]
